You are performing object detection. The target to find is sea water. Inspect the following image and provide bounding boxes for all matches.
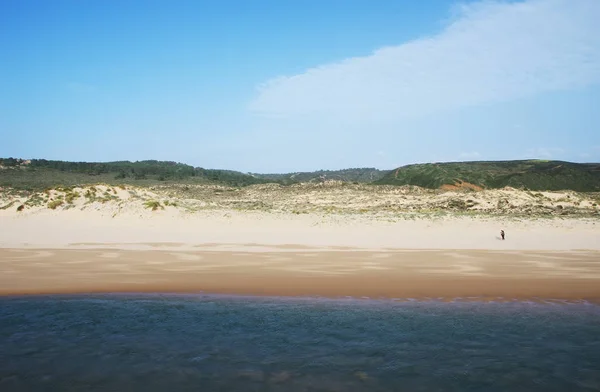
[1,294,599,391]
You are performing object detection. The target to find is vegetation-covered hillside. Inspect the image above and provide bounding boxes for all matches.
[3,158,600,192]
[0,158,273,190]
[374,160,600,192]
[251,168,386,185]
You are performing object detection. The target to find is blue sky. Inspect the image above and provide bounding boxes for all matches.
[1,0,599,173]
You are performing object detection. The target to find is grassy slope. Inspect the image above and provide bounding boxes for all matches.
[374,160,600,191]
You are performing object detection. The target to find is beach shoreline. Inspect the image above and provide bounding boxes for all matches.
[1,246,599,302]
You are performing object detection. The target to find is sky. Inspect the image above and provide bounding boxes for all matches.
[1,0,599,173]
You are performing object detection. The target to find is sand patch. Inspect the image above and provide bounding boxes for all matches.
[169,253,203,261]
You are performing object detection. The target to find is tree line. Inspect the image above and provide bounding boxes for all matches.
[1,158,272,186]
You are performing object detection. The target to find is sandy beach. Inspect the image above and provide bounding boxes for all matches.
[1,247,600,302]
[1,184,599,301]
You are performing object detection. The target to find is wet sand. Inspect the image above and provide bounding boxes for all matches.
[1,247,599,302]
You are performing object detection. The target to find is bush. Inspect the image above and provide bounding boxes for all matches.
[144,200,163,211]
[24,194,46,207]
[447,199,468,210]
[65,192,80,204]
[0,201,17,210]
[48,200,64,209]
[84,189,97,200]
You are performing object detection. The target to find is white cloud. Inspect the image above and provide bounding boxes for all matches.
[249,0,600,122]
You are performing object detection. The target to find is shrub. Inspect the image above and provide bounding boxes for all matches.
[24,194,46,207]
[65,192,80,204]
[447,199,468,210]
[0,201,17,210]
[48,200,64,209]
[84,189,96,200]
[17,204,24,212]
[144,200,163,211]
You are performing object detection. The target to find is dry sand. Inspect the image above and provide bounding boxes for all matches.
[1,184,599,301]
[1,207,599,251]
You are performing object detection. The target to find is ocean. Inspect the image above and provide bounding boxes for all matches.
[1,294,599,391]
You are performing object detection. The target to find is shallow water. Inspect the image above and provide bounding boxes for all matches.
[1,294,599,391]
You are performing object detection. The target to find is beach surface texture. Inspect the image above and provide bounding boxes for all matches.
[1,184,599,302]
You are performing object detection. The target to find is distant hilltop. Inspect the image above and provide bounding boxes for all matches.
[374,160,600,192]
[1,158,599,192]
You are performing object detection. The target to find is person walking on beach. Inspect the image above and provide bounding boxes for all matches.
[500,230,505,240]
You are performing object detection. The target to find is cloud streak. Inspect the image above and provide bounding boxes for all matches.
[249,0,600,122]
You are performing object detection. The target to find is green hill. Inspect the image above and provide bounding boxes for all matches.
[374,160,600,191]
[3,158,600,192]
[251,168,386,185]
[0,158,273,190]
